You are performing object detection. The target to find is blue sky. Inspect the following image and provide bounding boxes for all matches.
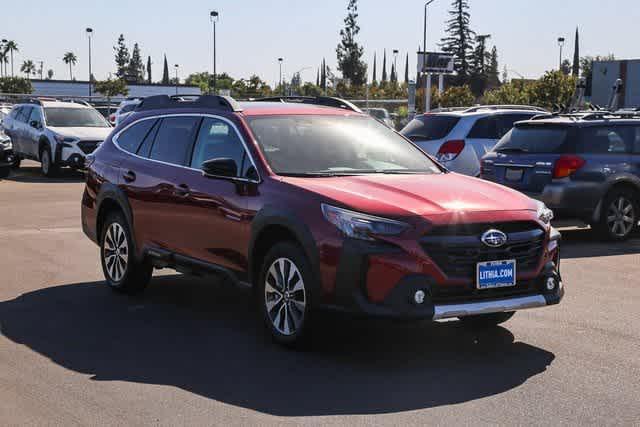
[2,0,637,85]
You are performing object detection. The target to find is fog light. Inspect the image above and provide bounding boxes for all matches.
[414,290,426,305]
[546,277,556,291]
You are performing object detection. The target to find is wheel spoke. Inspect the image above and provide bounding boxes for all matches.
[266,294,283,313]
[623,204,633,215]
[623,215,634,224]
[282,305,291,335]
[290,278,304,293]
[264,257,307,337]
[618,198,624,212]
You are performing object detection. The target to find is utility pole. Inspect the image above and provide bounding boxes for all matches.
[423,0,437,112]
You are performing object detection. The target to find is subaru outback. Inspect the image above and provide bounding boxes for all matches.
[81,95,563,346]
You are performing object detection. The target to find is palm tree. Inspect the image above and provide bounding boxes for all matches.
[20,60,35,79]
[0,50,7,77]
[63,52,77,80]
[5,40,18,77]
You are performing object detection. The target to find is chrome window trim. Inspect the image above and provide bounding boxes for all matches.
[111,113,262,183]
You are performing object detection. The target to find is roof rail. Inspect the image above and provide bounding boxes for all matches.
[135,94,243,113]
[463,104,547,113]
[252,96,362,113]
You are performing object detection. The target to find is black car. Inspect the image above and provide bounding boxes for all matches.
[481,112,640,240]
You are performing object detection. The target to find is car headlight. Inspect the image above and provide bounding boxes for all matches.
[1,139,11,150]
[321,204,409,241]
[535,200,554,225]
[53,134,77,144]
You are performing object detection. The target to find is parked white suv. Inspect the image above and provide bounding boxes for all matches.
[401,105,546,176]
[111,98,143,126]
[3,99,112,176]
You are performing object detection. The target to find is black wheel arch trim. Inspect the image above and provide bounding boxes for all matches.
[593,175,640,222]
[95,183,139,260]
[248,206,321,293]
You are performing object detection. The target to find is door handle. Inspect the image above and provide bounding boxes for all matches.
[122,170,136,183]
[174,184,190,197]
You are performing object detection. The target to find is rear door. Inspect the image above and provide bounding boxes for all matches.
[400,114,460,155]
[25,107,44,157]
[484,124,572,194]
[632,126,640,180]
[14,106,32,156]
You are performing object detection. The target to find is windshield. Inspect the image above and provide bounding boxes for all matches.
[493,125,569,154]
[44,107,110,128]
[401,115,460,141]
[247,115,442,176]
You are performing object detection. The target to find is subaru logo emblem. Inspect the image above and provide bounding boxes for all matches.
[481,229,507,248]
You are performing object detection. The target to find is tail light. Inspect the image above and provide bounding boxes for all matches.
[553,155,585,179]
[437,140,465,162]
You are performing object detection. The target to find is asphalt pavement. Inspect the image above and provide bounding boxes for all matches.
[1,163,639,426]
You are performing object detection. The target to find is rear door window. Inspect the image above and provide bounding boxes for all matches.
[401,115,460,141]
[577,126,633,154]
[17,106,33,123]
[116,119,157,154]
[148,116,201,166]
[495,114,537,139]
[493,125,570,153]
[467,116,497,139]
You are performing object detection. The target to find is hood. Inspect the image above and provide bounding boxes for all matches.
[48,126,112,141]
[282,172,538,219]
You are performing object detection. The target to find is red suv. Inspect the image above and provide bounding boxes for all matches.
[81,95,563,346]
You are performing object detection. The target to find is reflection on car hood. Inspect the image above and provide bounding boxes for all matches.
[48,126,112,140]
[283,172,537,218]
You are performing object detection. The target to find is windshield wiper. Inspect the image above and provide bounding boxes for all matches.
[496,147,529,153]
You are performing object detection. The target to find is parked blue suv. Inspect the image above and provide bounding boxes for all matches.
[481,112,640,241]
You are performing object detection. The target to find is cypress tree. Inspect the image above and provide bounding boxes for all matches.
[382,49,387,82]
[372,52,377,83]
[320,58,327,89]
[404,53,409,83]
[316,68,320,86]
[147,56,152,83]
[440,0,475,82]
[572,27,580,76]
[127,43,145,82]
[162,54,170,85]
[114,34,130,79]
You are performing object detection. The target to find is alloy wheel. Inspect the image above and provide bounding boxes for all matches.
[606,196,635,238]
[264,257,306,336]
[41,150,50,175]
[103,222,129,282]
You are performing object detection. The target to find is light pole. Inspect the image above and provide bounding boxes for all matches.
[557,37,565,71]
[278,58,284,96]
[392,49,399,82]
[174,64,179,94]
[86,28,93,97]
[423,0,437,112]
[210,11,219,94]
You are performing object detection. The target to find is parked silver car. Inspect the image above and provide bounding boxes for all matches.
[401,105,546,176]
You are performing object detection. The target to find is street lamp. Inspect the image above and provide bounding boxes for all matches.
[392,49,399,82]
[86,28,93,97]
[278,58,284,96]
[210,10,219,94]
[423,0,438,112]
[174,64,179,94]
[557,37,565,71]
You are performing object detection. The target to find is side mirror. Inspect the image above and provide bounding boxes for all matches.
[29,120,41,129]
[202,158,238,178]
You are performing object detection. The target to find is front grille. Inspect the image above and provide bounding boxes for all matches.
[420,222,545,279]
[77,140,101,154]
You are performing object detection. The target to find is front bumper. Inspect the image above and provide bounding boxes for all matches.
[327,229,563,321]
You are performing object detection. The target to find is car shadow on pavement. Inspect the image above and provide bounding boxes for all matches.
[0,275,555,417]
[2,166,85,183]
[559,228,640,259]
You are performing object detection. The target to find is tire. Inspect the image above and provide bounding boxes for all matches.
[11,157,21,169]
[459,311,515,328]
[0,166,10,179]
[39,145,59,177]
[593,188,638,241]
[100,211,152,294]
[258,242,315,347]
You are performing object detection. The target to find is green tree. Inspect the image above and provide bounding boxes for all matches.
[185,72,212,93]
[94,78,129,99]
[528,70,575,110]
[20,60,36,79]
[381,49,387,82]
[46,69,54,80]
[62,52,77,80]
[162,54,169,84]
[146,56,152,84]
[438,85,475,107]
[372,52,377,83]
[4,40,18,77]
[320,58,327,90]
[404,53,409,84]
[0,76,33,94]
[487,46,500,88]
[114,34,130,79]
[560,59,572,76]
[0,50,8,78]
[572,28,580,77]
[336,0,367,86]
[301,82,322,97]
[127,43,144,82]
[483,80,532,105]
[440,0,475,82]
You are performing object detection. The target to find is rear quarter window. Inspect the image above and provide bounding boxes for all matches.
[576,126,634,154]
[116,119,157,154]
[493,125,570,154]
[401,115,460,141]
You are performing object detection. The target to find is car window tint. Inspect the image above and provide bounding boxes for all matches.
[578,126,632,154]
[117,119,157,154]
[17,106,32,123]
[28,107,43,124]
[495,114,536,139]
[401,115,460,141]
[149,116,200,166]
[136,120,161,158]
[190,118,247,175]
[493,126,569,153]
[10,106,22,119]
[467,117,497,139]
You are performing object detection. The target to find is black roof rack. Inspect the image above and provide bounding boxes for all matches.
[463,104,547,113]
[135,95,243,113]
[252,96,362,113]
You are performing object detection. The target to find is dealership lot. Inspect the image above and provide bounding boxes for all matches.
[0,163,639,425]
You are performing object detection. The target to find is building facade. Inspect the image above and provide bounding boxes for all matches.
[28,79,201,99]
[591,59,640,109]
